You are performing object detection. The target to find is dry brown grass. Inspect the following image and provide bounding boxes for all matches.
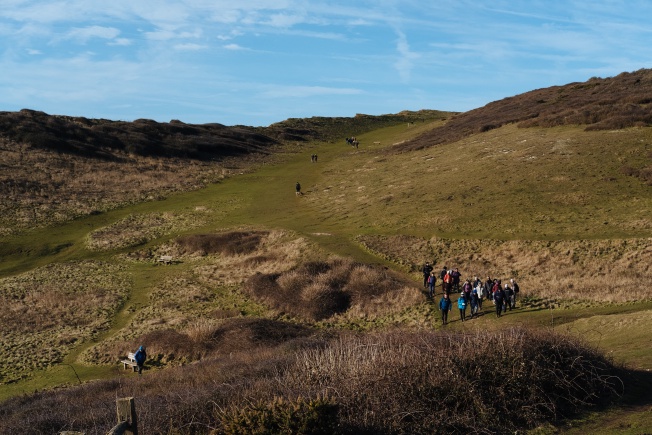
[0,261,129,384]
[82,230,321,366]
[0,139,230,235]
[244,258,422,322]
[358,235,652,305]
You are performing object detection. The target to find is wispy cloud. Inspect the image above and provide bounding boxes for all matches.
[261,85,362,98]
[64,26,121,43]
[223,43,246,50]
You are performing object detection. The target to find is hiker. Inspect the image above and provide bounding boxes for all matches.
[295,182,302,196]
[493,284,505,318]
[484,276,494,302]
[457,292,467,322]
[427,272,437,299]
[443,270,454,295]
[422,261,434,288]
[503,284,514,312]
[462,279,472,302]
[510,278,520,308]
[439,293,452,325]
[474,279,484,309]
[440,266,448,293]
[134,345,146,375]
[451,268,461,292]
[470,288,480,318]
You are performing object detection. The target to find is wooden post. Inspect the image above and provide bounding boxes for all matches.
[107,397,137,435]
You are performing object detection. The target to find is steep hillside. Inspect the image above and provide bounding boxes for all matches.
[397,68,652,154]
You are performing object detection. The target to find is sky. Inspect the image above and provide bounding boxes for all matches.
[1,1,652,127]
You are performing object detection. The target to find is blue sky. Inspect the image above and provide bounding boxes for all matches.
[1,1,652,126]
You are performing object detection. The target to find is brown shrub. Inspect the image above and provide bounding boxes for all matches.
[0,328,621,434]
[243,259,419,321]
[175,231,266,256]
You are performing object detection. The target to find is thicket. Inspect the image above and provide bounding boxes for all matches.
[244,258,419,321]
[0,328,620,434]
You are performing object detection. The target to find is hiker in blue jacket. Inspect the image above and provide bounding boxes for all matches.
[439,293,452,325]
[134,345,146,375]
[457,292,467,322]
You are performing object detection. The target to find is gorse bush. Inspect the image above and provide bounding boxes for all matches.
[285,329,621,434]
[217,396,339,435]
[0,328,620,434]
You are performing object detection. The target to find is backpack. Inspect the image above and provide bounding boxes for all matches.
[513,283,520,294]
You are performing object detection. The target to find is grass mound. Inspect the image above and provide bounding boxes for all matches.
[0,328,620,434]
[175,231,267,256]
[244,258,420,321]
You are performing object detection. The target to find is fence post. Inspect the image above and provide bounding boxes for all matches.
[107,397,138,435]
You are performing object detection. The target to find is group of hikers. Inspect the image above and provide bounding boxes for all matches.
[421,262,520,325]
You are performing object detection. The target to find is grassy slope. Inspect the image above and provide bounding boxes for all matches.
[0,119,651,432]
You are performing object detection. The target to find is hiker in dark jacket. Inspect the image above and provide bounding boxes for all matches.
[484,276,494,301]
[510,278,520,308]
[504,284,514,312]
[134,345,147,375]
[439,293,452,325]
[422,262,433,288]
[493,286,505,318]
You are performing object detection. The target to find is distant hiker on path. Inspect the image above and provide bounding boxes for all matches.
[134,345,146,375]
[295,182,302,196]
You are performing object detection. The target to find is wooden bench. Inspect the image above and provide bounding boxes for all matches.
[121,352,138,371]
[157,255,173,265]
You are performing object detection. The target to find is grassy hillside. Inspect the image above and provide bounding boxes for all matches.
[0,74,651,433]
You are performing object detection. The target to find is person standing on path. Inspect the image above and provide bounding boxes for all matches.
[439,293,452,325]
[457,292,468,322]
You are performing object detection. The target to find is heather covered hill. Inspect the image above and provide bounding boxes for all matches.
[397,68,652,152]
[0,109,278,160]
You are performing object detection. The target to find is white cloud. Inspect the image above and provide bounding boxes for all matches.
[223,43,245,50]
[394,30,420,82]
[174,43,206,51]
[64,26,121,43]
